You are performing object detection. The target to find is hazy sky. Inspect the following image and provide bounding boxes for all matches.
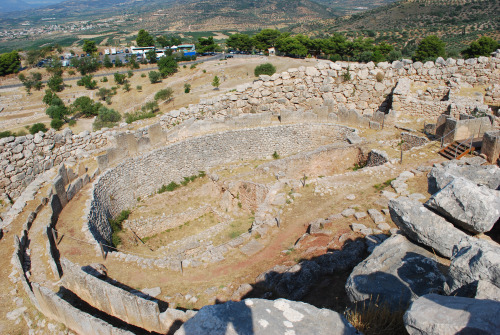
[25,0,66,4]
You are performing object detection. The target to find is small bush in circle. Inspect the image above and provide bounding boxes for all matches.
[254,63,276,77]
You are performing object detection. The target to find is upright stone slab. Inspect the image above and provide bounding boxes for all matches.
[52,176,68,208]
[481,130,500,163]
[96,153,109,171]
[404,294,500,335]
[345,235,445,310]
[148,123,166,145]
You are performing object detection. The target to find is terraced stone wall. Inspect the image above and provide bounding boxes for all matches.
[88,123,353,245]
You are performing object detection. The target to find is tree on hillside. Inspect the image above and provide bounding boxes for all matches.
[47,74,64,92]
[146,49,157,64]
[196,37,218,53]
[148,71,162,84]
[103,54,113,68]
[157,55,178,77]
[71,96,101,117]
[83,40,97,54]
[413,35,446,62]
[136,29,155,47]
[461,36,500,59]
[226,33,253,52]
[212,75,220,90]
[253,29,282,51]
[0,51,21,76]
[77,74,97,90]
[19,72,43,93]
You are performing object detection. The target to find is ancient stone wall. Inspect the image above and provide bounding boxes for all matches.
[401,132,429,150]
[88,124,352,246]
[61,258,192,333]
[0,129,107,199]
[31,283,134,335]
[2,55,499,200]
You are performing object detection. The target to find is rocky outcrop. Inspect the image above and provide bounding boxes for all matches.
[388,197,471,258]
[426,177,500,234]
[427,162,500,194]
[404,294,500,335]
[345,235,445,310]
[446,238,500,297]
[175,298,360,335]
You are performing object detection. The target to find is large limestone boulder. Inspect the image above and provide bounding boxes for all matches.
[427,163,500,194]
[404,294,500,335]
[345,235,446,310]
[388,197,471,258]
[426,177,500,234]
[175,298,359,335]
[447,238,500,297]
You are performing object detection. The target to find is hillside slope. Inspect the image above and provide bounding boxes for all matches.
[295,0,499,53]
[1,0,336,30]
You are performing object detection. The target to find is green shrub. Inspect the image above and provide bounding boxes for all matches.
[125,109,155,123]
[0,131,14,138]
[272,151,280,159]
[109,209,130,247]
[50,118,64,130]
[29,123,48,134]
[148,71,162,84]
[158,181,180,193]
[136,85,142,91]
[93,106,121,130]
[254,63,276,77]
[141,73,146,78]
[184,83,191,93]
[114,72,127,85]
[102,76,108,82]
[154,88,173,101]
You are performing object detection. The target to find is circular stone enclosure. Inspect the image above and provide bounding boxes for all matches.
[87,123,353,248]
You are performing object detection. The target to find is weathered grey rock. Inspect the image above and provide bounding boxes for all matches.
[404,294,500,335]
[175,298,359,335]
[447,238,500,297]
[240,240,264,256]
[346,235,446,310]
[314,240,366,274]
[388,197,471,257]
[428,163,500,194]
[475,280,500,301]
[354,212,366,220]
[368,209,385,223]
[274,261,321,300]
[342,208,356,217]
[426,177,500,234]
[351,223,367,232]
[141,287,161,298]
[230,284,253,301]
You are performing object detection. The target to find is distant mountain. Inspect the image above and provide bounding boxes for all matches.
[0,0,35,13]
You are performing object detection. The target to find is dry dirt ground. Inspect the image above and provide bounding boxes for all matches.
[0,56,459,334]
[0,56,317,134]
